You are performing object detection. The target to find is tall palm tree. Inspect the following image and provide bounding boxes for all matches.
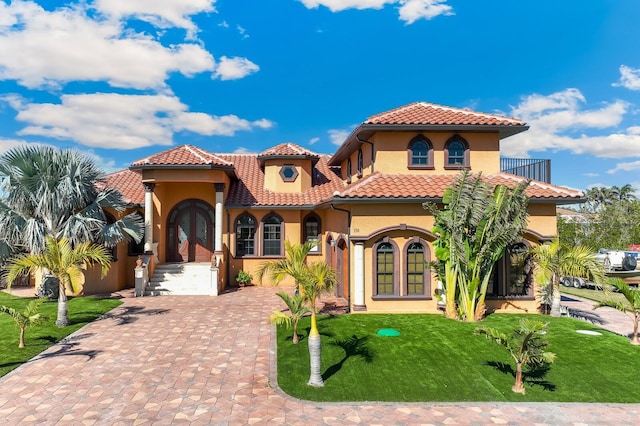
[0,298,48,348]
[257,241,337,387]
[595,278,640,345]
[6,236,112,327]
[529,239,605,317]
[426,171,530,322]
[0,146,142,326]
[0,146,143,257]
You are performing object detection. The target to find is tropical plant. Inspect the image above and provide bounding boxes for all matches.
[475,319,556,394]
[270,291,310,344]
[236,270,253,286]
[425,171,530,322]
[257,240,337,387]
[595,278,640,345]
[0,298,48,348]
[529,239,605,317]
[0,146,142,327]
[6,236,112,327]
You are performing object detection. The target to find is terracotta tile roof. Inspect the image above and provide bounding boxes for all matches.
[335,172,582,202]
[131,144,233,167]
[258,142,319,158]
[220,153,345,207]
[365,102,525,126]
[105,169,144,205]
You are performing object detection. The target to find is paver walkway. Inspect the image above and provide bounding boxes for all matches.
[0,286,639,425]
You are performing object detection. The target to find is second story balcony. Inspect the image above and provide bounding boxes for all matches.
[500,158,551,184]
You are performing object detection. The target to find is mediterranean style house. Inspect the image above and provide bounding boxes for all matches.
[91,101,581,314]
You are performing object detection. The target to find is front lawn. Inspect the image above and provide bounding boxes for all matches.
[277,313,640,402]
[0,292,122,377]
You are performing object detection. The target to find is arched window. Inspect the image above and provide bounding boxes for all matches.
[445,135,469,168]
[406,242,426,295]
[346,158,352,183]
[262,214,283,256]
[489,241,534,298]
[357,148,363,177]
[408,135,433,169]
[235,213,256,257]
[303,214,321,253]
[373,238,399,296]
[128,211,145,256]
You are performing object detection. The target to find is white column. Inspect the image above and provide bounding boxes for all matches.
[143,182,156,253]
[214,183,224,252]
[353,242,366,311]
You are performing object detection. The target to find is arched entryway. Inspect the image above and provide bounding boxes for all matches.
[167,199,215,262]
[334,238,349,300]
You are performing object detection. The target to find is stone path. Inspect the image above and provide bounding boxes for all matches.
[0,286,639,425]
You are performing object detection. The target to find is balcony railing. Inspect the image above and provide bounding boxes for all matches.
[500,158,551,183]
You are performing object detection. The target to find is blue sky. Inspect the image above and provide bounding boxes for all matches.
[0,0,639,193]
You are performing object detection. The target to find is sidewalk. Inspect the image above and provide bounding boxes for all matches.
[560,292,634,338]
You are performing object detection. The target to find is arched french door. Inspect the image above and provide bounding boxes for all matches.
[335,238,349,300]
[167,199,215,262]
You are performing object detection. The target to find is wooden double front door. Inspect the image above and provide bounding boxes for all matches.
[167,199,215,262]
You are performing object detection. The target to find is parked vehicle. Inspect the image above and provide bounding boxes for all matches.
[594,249,638,272]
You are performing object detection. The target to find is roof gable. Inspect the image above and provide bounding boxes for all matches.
[131,144,233,168]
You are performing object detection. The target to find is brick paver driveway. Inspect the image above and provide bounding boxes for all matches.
[0,286,638,425]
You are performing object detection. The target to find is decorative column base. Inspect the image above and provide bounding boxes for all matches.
[352,304,367,311]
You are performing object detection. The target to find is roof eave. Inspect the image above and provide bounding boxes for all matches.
[129,163,237,179]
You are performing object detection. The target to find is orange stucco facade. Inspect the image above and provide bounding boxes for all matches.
[84,102,582,316]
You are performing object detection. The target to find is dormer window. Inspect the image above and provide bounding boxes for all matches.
[445,135,469,169]
[279,164,298,182]
[408,135,433,169]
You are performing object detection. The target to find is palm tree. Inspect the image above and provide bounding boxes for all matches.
[595,278,640,345]
[611,184,636,202]
[0,146,143,257]
[0,298,48,348]
[475,319,556,394]
[270,291,310,344]
[257,241,337,387]
[6,236,112,327]
[529,239,605,317]
[426,171,530,322]
[0,146,142,326]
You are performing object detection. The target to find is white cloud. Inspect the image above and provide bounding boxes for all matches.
[0,137,34,154]
[398,0,454,24]
[607,161,640,174]
[213,56,260,80]
[12,93,272,149]
[503,89,639,159]
[0,1,215,90]
[309,137,320,145]
[328,127,355,146]
[299,0,452,24]
[613,65,640,91]
[233,147,254,154]
[94,0,217,38]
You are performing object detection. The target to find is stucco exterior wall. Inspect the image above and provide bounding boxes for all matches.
[263,159,313,193]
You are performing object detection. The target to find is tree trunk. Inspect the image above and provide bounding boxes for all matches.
[512,362,525,394]
[549,282,562,317]
[631,315,640,345]
[292,321,299,344]
[56,285,70,327]
[19,326,25,348]
[307,334,324,387]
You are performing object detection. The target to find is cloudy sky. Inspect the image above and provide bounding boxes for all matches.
[0,0,639,192]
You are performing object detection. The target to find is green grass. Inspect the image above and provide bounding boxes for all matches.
[0,292,122,377]
[277,313,640,402]
[561,285,627,304]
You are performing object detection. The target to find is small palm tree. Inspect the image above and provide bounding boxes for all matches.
[270,291,310,344]
[476,319,556,394]
[595,278,640,345]
[256,240,316,294]
[6,236,112,327]
[529,239,605,317]
[0,298,48,348]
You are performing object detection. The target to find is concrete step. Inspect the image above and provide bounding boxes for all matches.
[145,263,217,296]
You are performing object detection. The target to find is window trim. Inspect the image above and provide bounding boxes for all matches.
[303,213,322,254]
[235,212,257,258]
[403,237,431,298]
[261,213,284,257]
[357,148,363,178]
[372,237,399,298]
[444,135,470,169]
[279,164,299,182]
[346,159,352,184]
[407,135,434,170]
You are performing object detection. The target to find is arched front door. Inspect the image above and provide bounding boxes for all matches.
[167,199,215,262]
